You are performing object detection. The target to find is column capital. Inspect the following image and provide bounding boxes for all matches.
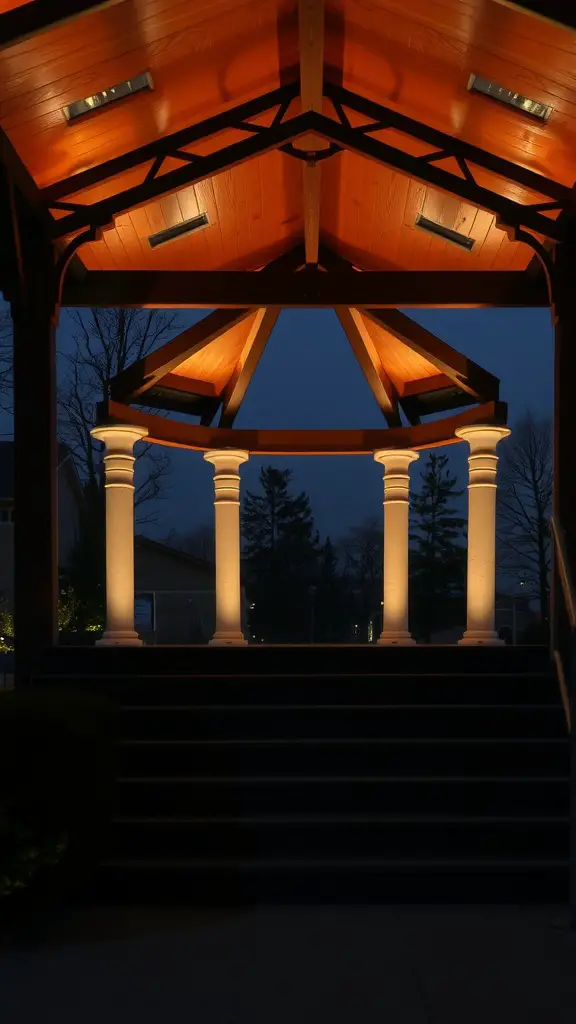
[204,449,249,473]
[455,424,511,452]
[91,424,148,452]
[373,448,419,470]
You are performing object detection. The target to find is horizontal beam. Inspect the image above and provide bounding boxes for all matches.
[102,400,508,455]
[62,269,550,308]
[0,0,119,50]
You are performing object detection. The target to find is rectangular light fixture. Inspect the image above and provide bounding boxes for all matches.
[468,73,552,121]
[63,71,153,121]
[148,212,210,249]
[415,214,474,251]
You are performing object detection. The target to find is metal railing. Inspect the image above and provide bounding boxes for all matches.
[549,515,576,926]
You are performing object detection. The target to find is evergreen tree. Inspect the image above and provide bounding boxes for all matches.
[410,453,466,641]
[315,537,348,642]
[242,467,319,641]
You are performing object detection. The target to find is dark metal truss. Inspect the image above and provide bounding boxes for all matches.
[6,79,573,244]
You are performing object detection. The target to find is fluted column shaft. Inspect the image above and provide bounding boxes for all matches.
[456,425,511,645]
[374,449,419,645]
[91,425,148,646]
[204,449,249,646]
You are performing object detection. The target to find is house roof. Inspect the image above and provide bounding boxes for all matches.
[135,535,214,572]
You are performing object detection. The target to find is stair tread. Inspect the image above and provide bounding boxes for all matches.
[100,855,568,870]
[113,813,569,825]
[120,736,567,746]
[121,703,562,712]
[118,773,570,784]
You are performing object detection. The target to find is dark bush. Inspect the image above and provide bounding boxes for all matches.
[0,686,119,904]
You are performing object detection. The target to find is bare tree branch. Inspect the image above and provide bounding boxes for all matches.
[497,411,552,624]
[59,307,182,521]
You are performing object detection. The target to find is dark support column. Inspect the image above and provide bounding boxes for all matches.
[552,241,576,575]
[7,181,59,679]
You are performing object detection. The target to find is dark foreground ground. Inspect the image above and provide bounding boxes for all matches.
[2,904,576,1023]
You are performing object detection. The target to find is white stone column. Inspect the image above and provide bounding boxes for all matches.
[455,425,511,645]
[374,449,419,645]
[204,449,249,646]
[91,425,148,646]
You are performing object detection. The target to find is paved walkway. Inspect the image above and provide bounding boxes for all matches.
[2,905,576,1022]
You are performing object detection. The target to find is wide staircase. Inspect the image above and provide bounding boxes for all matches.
[43,644,570,904]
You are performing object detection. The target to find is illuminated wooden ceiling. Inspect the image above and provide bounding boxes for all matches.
[1,0,575,275]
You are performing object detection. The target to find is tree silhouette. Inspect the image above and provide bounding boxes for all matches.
[410,452,466,641]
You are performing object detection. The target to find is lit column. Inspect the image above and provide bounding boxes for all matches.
[204,449,249,646]
[91,425,148,646]
[456,425,511,645]
[374,449,419,645]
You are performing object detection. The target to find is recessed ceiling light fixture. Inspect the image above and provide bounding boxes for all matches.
[415,214,475,251]
[148,212,210,249]
[468,73,552,121]
[63,71,153,121]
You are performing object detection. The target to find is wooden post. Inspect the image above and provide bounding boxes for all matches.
[6,173,59,680]
[553,241,576,578]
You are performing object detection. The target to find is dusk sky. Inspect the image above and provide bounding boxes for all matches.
[0,301,555,544]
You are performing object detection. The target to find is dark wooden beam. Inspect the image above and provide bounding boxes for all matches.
[62,268,550,308]
[324,84,572,208]
[101,399,508,454]
[220,308,280,427]
[110,309,254,402]
[492,1,576,32]
[0,0,119,50]
[335,306,400,426]
[42,83,299,205]
[360,307,500,401]
[49,110,314,238]
[311,111,568,242]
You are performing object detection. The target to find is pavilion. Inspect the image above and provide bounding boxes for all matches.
[1,0,575,674]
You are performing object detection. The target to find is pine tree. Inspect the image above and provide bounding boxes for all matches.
[410,453,466,641]
[242,467,319,641]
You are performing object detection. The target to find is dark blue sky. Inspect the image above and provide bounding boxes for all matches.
[0,300,555,543]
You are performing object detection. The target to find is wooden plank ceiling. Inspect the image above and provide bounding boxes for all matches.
[1,0,575,274]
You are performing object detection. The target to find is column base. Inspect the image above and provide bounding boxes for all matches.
[458,630,504,646]
[209,631,248,647]
[377,631,416,646]
[96,630,144,647]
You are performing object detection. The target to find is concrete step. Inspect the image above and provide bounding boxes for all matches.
[116,774,570,817]
[120,704,567,740]
[108,813,569,859]
[118,736,569,778]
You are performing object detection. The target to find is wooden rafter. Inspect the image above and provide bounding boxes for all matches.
[360,308,500,401]
[299,0,326,264]
[102,399,508,455]
[335,307,400,427]
[0,0,118,50]
[492,1,576,32]
[48,108,314,239]
[62,269,550,309]
[219,308,280,428]
[109,308,254,403]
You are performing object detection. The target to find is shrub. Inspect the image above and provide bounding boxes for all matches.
[0,686,118,902]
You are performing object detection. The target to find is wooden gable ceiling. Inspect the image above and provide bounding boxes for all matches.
[1,0,575,274]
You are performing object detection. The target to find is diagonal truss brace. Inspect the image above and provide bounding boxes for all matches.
[37,80,573,243]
